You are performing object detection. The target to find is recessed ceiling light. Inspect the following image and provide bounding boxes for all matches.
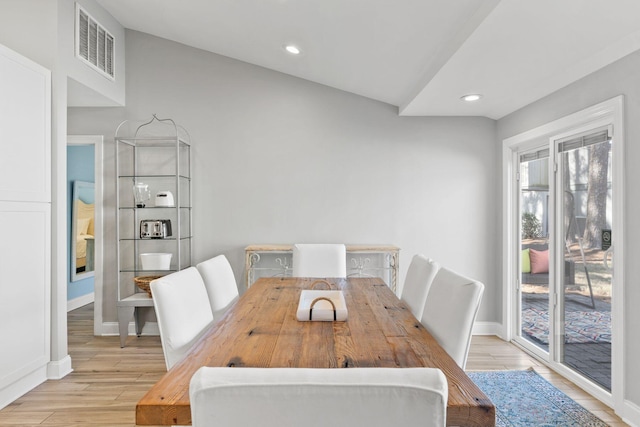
[284,45,301,55]
[460,94,482,102]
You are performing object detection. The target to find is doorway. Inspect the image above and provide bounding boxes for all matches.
[503,96,624,408]
[67,146,95,309]
[67,135,104,335]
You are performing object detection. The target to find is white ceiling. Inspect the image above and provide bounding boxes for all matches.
[97,0,640,119]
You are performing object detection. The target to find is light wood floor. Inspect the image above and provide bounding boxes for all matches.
[0,304,629,426]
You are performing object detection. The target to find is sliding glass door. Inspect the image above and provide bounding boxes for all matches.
[513,127,614,393]
[518,149,551,353]
[506,97,623,409]
[556,129,613,391]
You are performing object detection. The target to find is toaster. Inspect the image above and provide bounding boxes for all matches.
[140,219,172,239]
[155,191,175,207]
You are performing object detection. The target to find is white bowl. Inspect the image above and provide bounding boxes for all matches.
[140,253,172,270]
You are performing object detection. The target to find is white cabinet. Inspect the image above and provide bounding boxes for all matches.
[0,43,51,408]
[115,116,192,347]
[0,47,50,204]
[245,245,400,293]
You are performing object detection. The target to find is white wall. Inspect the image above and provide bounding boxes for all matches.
[68,30,500,327]
[59,0,126,107]
[498,50,640,416]
[0,0,72,388]
[0,1,56,69]
[0,0,125,105]
[0,0,127,387]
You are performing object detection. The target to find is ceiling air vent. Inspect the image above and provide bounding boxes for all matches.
[76,4,114,79]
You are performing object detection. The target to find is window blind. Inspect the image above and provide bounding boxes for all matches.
[557,126,611,153]
[520,148,550,163]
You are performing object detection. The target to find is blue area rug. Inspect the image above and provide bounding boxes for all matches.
[468,369,608,426]
[522,307,611,344]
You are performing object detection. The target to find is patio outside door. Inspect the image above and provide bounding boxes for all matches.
[516,128,613,393]
[518,149,551,354]
[556,128,612,392]
[507,97,623,409]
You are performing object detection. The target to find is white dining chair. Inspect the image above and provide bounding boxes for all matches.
[400,254,440,319]
[190,367,448,427]
[196,255,239,319]
[420,267,484,370]
[150,267,214,370]
[292,243,347,278]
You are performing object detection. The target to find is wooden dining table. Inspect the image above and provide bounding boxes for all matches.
[136,277,495,426]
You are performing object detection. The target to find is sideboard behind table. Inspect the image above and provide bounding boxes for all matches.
[244,244,400,293]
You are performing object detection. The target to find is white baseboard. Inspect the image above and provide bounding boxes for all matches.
[100,321,159,336]
[67,292,95,312]
[472,321,503,338]
[0,365,47,411]
[47,355,73,380]
[622,399,640,427]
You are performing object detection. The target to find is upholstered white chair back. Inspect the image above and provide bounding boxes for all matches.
[420,267,484,370]
[400,255,440,319]
[292,243,347,278]
[196,255,239,319]
[190,367,448,427]
[150,267,214,370]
